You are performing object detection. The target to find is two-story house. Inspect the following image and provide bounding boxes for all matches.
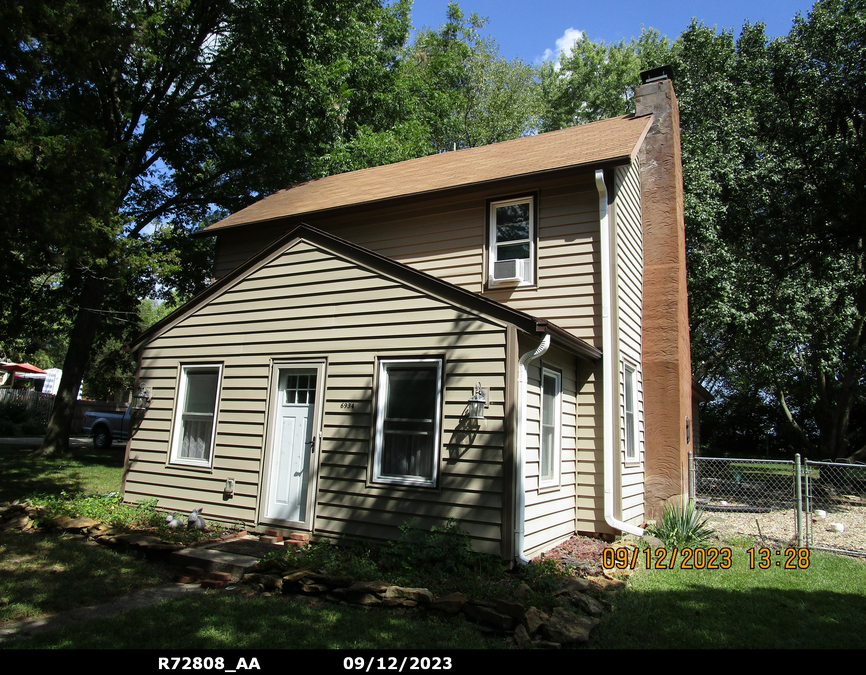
[123,69,694,561]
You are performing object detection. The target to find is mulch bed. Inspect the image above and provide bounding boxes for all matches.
[532,535,612,577]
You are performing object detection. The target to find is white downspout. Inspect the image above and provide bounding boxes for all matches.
[515,332,551,563]
[597,169,645,538]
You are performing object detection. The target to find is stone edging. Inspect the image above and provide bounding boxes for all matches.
[238,561,625,648]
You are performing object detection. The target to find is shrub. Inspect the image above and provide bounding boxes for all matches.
[382,517,476,576]
[647,501,714,547]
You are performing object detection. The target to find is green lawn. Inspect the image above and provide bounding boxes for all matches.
[3,444,866,650]
[587,545,866,649]
[3,592,505,649]
[0,444,123,503]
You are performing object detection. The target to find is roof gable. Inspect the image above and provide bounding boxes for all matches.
[131,224,601,361]
[207,115,652,232]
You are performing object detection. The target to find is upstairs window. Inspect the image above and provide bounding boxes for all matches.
[488,196,535,287]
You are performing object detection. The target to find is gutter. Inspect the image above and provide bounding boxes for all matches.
[515,332,551,563]
[596,169,644,538]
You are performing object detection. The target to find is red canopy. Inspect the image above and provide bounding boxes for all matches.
[0,362,46,374]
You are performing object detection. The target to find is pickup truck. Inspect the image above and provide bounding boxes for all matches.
[82,407,133,449]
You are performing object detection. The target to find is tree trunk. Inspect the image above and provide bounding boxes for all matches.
[38,276,107,456]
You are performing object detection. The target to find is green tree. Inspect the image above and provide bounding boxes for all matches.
[313,2,541,174]
[537,3,865,459]
[0,0,413,454]
[677,4,866,459]
[406,2,539,150]
[539,28,673,130]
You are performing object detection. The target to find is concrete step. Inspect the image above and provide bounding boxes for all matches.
[170,535,287,581]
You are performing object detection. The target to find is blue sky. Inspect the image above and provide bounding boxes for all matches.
[404,0,818,62]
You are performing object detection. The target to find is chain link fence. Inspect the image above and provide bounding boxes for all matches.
[692,455,866,556]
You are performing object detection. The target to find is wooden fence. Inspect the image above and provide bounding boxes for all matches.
[0,390,126,434]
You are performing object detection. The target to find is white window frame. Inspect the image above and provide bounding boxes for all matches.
[488,195,535,287]
[624,363,638,462]
[540,367,561,487]
[373,358,443,488]
[170,364,223,467]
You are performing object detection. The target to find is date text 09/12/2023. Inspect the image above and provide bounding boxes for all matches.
[602,547,811,570]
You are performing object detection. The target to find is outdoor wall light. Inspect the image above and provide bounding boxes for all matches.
[131,382,152,410]
[468,382,488,420]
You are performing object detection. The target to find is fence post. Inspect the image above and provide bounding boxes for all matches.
[804,459,811,547]
[688,450,694,504]
[795,453,803,548]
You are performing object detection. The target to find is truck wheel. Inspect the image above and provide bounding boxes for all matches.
[93,428,113,449]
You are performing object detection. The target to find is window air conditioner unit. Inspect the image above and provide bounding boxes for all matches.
[491,259,523,285]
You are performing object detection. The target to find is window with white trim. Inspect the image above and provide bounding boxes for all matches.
[373,359,443,487]
[540,368,561,486]
[488,196,535,286]
[171,364,222,467]
[624,364,637,462]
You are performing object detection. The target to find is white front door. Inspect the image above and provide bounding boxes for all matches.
[265,367,319,525]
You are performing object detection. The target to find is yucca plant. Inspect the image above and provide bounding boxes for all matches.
[647,501,714,547]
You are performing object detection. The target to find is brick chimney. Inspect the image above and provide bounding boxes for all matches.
[634,67,694,519]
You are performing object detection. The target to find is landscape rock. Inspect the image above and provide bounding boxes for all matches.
[567,591,605,617]
[586,575,626,591]
[243,573,283,591]
[383,587,433,605]
[540,608,599,644]
[345,591,382,605]
[642,535,666,549]
[1,514,32,530]
[463,603,514,630]
[50,516,100,531]
[560,577,592,593]
[347,580,390,594]
[494,599,526,621]
[513,624,533,649]
[524,607,549,635]
[430,592,467,614]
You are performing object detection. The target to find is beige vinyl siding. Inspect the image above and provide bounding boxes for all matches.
[212,173,603,349]
[614,161,645,525]
[521,343,580,556]
[575,362,606,533]
[125,239,510,553]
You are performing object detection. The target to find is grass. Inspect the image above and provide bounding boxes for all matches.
[0,444,122,502]
[587,542,866,649]
[4,444,866,650]
[0,444,178,625]
[4,592,505,649]
[0,530,176,624]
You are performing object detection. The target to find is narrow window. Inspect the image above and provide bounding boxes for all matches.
[540,368,561,486]
[171,364,222,466]
[624,364,637,461]
[373,359,443,487]
[488,196,535,286]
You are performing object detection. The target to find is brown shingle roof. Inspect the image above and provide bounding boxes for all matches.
[207,114,652,233]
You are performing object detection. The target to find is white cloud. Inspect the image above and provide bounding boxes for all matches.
[541,27,585,69]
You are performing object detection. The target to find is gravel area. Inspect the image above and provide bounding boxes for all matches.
[700,502,866,554]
